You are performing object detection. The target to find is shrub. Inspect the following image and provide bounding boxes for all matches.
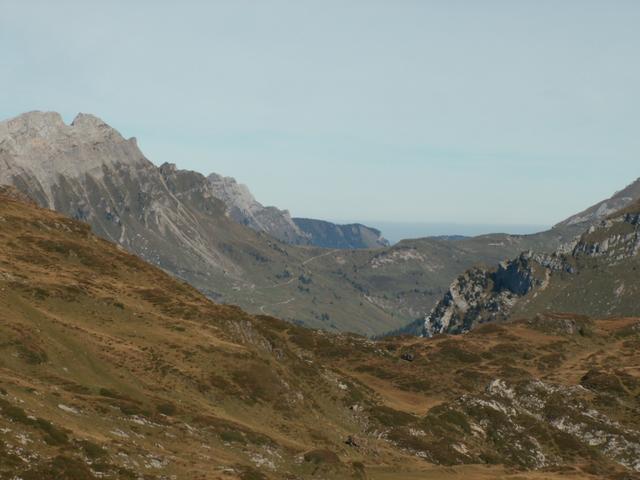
[22,455,96,480]
[580,369,626,395]
[78,440,107,459]
[36,418,68,445]
[369,405,415,427]
[303,449,340,465]
[156,402,177,416]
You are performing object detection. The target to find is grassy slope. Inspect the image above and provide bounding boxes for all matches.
[512,199,640,321]
[0,191,637,479]
[286,226,580,335]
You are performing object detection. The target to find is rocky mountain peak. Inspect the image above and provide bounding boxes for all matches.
[207,173,260,213]
[69,112,126,141]
[160,162,178,172]
[0,110,129,150]
[71,112,107,127]
[0,111,147,209]
[3,110,65,132]
[0,111,65,148]
[73,112,127,141]
[206,172,310,244]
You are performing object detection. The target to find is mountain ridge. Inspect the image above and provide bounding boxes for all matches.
[206,170,312,245]
[205,170,390,249]
[293,217,390,249]
[0,111,420,334]
[3,110,639,337]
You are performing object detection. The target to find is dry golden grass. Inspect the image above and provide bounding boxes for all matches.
[0,189,638,479]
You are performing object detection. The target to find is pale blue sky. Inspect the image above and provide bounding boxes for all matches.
[2,1,639,230]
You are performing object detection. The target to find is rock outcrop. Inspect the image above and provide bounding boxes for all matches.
[207,172,312,245]
[572,208,640,261]
[205,173,389,249]
[422,200,640,336]
[440,378,640,471]
[292,218,389,249]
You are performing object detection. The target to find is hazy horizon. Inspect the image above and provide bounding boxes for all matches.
[3,1,640,226]
[322,220,549,244]
[0,107,626,239]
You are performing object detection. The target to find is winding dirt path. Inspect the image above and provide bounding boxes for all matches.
[302,248,339,266]
[257,249,339,314]
[259,297,295,314]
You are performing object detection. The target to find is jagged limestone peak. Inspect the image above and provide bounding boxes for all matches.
[206,171,310,244]
[0,111,65,141]
[0,110,127,146]
[70,112,126,142]
[71,112,108,127]
[0,111,147,208]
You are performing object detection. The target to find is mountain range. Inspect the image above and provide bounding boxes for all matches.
[0,112,403,334]
[2,111,640,339]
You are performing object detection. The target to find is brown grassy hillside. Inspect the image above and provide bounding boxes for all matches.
[0,188,638,479]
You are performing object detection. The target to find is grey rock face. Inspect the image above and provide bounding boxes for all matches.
[206,172,311,245]
[0,111,146,209]
[423,252,562,336]
[293,218,389,249]
[422,204,640,336]
[205,173,389,249]
[422,259,537,337]
[572,212,640,261]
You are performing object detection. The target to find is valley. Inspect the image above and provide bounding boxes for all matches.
[4,3,640,479]
[1,111,610,336]
[0,187,638,479]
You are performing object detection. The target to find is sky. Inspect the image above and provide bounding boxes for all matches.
[2,1,640,234]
